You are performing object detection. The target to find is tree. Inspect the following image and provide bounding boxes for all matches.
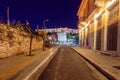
[37,26,47,51]
[25,20,33,56]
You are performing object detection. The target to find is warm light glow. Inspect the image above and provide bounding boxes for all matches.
[104,10,109,27]
[79,29,82,33]
[94,19,97,26]
[81,27,84,31]
[95,0,104,7]
[94,10,103,19]
[106,0,116,8]
[85,22,90,28]
[48,37,52,40]
[81,22,87,26]
[79,21,89,33]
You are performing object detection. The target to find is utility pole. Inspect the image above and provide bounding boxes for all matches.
[7,6,10,26]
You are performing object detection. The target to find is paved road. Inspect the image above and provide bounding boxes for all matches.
[38,47,101,80]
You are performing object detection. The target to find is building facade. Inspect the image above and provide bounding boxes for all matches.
[77,0,120,56]
[46,28,79,45]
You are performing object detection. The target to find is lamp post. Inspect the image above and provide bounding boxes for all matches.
[42,19,49,50]
[43,19,49,31]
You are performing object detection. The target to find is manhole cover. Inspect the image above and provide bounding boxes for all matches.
[112,66,120,70]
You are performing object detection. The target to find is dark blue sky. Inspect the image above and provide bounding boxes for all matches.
[0,0,81,30]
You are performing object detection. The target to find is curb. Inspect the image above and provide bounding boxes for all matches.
[2,47,59,80]
[71,48,116,80]
[23,47,58,80]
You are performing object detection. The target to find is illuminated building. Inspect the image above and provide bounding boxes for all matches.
[45,28,79,45]
[77,0,120,56]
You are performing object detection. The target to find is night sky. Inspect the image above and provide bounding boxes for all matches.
[0,0,81,30]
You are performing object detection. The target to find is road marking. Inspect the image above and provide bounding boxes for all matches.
[24,48,57,80]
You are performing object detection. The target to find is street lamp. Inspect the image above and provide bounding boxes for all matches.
[43,19,49,31]
[42,19,49,50]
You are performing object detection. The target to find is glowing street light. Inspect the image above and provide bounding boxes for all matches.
[43,19,49,31]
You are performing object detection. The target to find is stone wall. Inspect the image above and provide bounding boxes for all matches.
[0,24,43,58]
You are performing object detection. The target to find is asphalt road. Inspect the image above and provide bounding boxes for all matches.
[38,46,101,80]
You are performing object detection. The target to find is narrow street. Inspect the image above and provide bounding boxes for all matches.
[38,46,101,80]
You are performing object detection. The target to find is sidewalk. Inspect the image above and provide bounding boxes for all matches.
[72,47,120,80]
[0,47,58,80]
